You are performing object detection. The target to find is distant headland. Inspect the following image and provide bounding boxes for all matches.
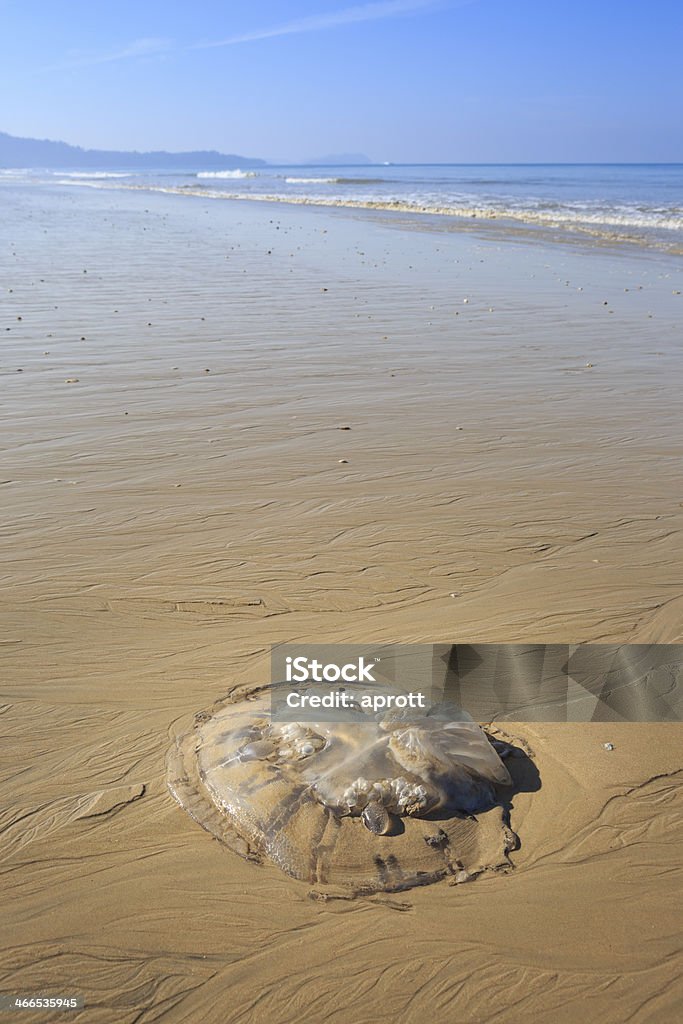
[0,131,374,169]
[0,130,266,170]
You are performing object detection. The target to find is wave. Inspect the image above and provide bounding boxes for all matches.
[285,176,339,184]
[56,171,132,179]
[284,176,387,185]
[212,191,683,232]
[337,177,387,184]
[196,170,257,179]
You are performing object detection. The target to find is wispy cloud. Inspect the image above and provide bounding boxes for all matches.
[39,1,462,75]
[40,37,171,73]
[194,0,443,49]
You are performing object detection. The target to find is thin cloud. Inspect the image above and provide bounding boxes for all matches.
[39,37,171,73]
[194,0,444,49]
[39,1,470,75]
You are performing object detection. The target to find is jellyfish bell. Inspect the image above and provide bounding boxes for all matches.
[168,682,516,893]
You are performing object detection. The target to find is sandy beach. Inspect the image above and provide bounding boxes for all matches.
[1,183,682,1022]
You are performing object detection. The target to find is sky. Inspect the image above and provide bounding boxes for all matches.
[1,0,682,163]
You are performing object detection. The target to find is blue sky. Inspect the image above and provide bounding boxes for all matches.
[1,0,682,162]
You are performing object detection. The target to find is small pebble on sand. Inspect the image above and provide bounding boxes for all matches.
[65,378,79,384]
[603,742,615,751]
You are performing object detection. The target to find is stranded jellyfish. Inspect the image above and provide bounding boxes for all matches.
[168,683,518,893]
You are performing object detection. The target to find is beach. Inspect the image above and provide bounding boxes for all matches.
[1,182,682,1022]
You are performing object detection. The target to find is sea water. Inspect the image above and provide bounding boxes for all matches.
[2,162,682,251]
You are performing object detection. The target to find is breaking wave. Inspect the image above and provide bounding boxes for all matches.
[56,171,132,179]
[285,176,339,184]
[196,170,258,179]
[284,176,387,185]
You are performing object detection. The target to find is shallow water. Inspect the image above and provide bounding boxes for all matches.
[3,162,683,251]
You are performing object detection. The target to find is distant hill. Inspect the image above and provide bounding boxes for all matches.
[303,153,373,166]
[0,131,266,169]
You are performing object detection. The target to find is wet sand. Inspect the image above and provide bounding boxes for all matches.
[1,184,682,1022]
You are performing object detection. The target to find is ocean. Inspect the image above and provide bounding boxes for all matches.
[2,162,682,252]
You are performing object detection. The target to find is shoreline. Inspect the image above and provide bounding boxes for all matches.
[5,176,683,256]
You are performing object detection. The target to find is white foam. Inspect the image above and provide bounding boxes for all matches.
[56,171,132,179]
[285,176,339,184]
[196,170,257,179]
